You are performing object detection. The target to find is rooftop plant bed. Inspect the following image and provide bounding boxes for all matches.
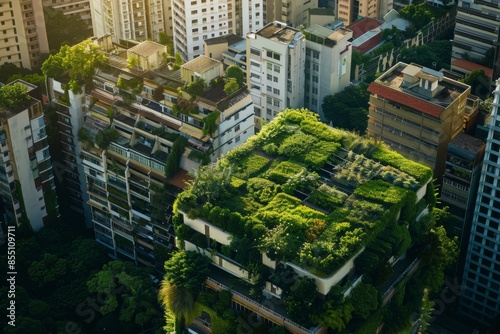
[175,109,432,278]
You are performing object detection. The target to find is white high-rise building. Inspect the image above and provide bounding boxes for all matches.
[246,21,305,126]
[303,24,353,120]
[90,0,167,43]
[459,78,500,326]
[172,0,263,62]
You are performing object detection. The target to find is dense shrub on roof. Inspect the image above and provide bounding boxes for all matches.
[175,109,432,277]
[371,147,432,183]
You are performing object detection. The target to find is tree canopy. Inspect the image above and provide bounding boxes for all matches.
[43,6,92,51]
[322,82,370,134]
[459,69,491,99]
[162,250,210,290]
[0,83,32,112]
[400,40,452,71]
[400,3,448,30]
[42,39,108,93]
[225,65,244,86]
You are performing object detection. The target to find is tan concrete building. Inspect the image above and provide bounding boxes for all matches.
[42,0,92,29]
[338,0,393,26]
[265,0,318,28]
[367,62,471,177]
[0,0,49,69]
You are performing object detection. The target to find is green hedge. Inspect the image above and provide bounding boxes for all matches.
[308,184,348,212]
[233,153,270,179]
[300,118,343,142]
[371,147,432,184]
[268,161,306,184]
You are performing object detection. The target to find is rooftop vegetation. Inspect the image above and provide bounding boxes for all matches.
[175,109,432,278]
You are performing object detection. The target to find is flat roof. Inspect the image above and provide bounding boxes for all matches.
[128,41,166,57]
[371,62,470,118]
[182,56,221,74]
[205,33,244,46]
[256,22,301,44]
[451,59,493,79]
[449,132,485,153]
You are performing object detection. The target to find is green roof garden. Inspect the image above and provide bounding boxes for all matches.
[174,108,433,282]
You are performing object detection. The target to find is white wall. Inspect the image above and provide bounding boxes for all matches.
[8,111,46,231]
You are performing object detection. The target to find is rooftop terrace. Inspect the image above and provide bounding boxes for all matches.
[255,22,301,44]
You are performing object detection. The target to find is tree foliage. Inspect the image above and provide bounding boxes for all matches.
[87,260,160,327]
[284,277,317,325]
[165,135,188,178]
[43,6,92,51]
[322,82,369,134]
[225,65,244,85]
[400,40,452,70]
[186,162,233,204]
[350,283,379,319]
[28,253,68,287]
[185,77,206,97]
[459,69,491,99]
[42,39,108,93]
[163,250,211,290]
[400,3,448,30]
[95,127,118,150]
[0,83,32,112]
[224,77,239,96]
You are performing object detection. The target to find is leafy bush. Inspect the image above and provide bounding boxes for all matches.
[247,178,280,203]
[300,118,344,142]
[233,154,270,179]
[262,143,279,156]
[372,147,432,183]
[202,110,220,136]
[304,141,341,169]
[230,177,246,190]
[278,132,317,157]
[308,184,348,211]
[282,109,306,124]
[268,161,306,184]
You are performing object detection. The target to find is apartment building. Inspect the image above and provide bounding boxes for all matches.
[172,0,263,62]
[441,132,485,279]
[0,80,58,231]
[42,0,92,29]
[460,78,500,326]
[367,62,471,178]
[265,0,318,28]
[451,0,500,69]
[60,40,255,265]
[90,0,166,43]
[0,0,49,69]
[246,21,305,125]
[303,23,353,120]
[46,75,93,227]
[337,0,393,26]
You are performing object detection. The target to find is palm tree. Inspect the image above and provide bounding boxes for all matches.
[158,281,194,332]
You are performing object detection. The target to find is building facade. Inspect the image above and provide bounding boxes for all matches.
[265,0,318,28]
[367,62,471,178]
[452,0,500,61]
[460,78,500,326]
[0,0,49,69]
[172,0,263,62]
[303,24,353,120]
[42,0,92,29]
[49,40,255,266]
[246,21,305,126]
[90,0,167,43]
[0,80,58,231]
[46,77,93,227]
[338,0,393,26]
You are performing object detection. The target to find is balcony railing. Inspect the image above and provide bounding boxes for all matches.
[206,277,322,334]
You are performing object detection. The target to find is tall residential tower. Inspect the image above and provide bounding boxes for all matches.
[460,78,500,326]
